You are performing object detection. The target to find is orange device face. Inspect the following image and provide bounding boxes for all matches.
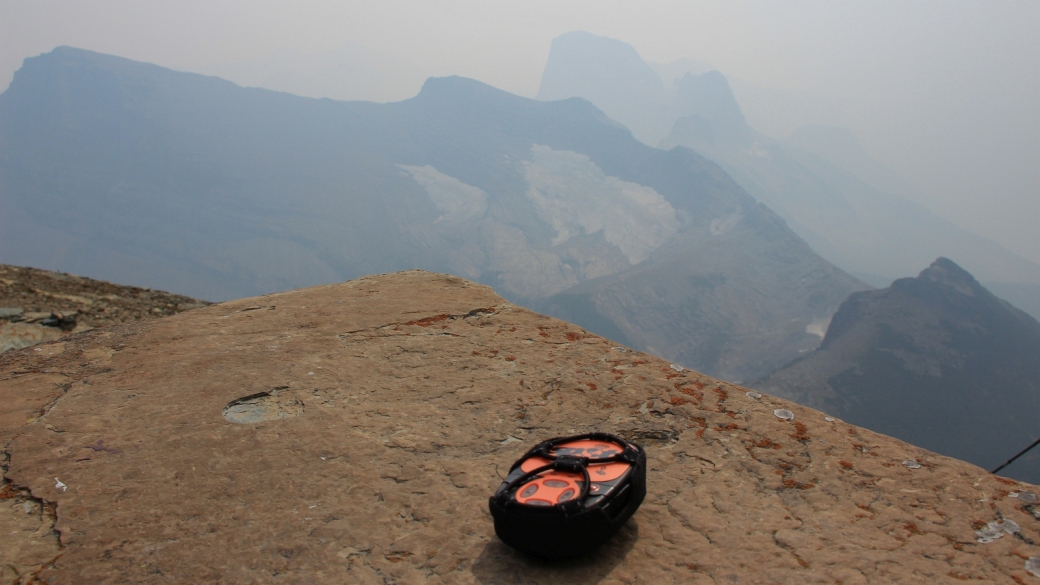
[513,472,582,506]
[512,439,632,506]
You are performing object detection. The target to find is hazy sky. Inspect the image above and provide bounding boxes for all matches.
[2,0,1038,267]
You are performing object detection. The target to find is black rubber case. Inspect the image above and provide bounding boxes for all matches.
[488,432,646,559]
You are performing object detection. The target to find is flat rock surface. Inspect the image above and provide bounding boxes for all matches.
[1,270,1037,584]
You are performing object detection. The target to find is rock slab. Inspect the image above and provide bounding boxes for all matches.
[1,270,1037,583]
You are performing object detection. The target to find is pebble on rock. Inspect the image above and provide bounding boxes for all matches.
[1013,491,1039,503]
[773,409,794,420]
[902,459,921,469]
[975,519,1020,544]
[1026,557,1040,578]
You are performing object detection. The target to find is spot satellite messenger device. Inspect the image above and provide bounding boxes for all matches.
[488,432,647,559]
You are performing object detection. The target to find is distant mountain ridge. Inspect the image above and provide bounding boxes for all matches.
[753,258,1040,483]
[0,46,866,381]
[537,31,1040,302]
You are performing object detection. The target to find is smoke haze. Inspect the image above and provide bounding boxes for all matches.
[2,0,1038,267]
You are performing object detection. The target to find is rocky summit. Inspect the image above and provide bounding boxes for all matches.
[0,263,209,354]
[1,270,1037,583]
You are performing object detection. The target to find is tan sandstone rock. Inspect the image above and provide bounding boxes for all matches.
[1,270,1037,583]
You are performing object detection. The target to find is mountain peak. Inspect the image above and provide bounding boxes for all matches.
[416,75,517,102]
[535,31,669,144]
[661,69,752,150]
[673,70,746,124]
[537,31,664,103]
[909,257,984,298]
[920,256,976,283]
[755,257,1040,482]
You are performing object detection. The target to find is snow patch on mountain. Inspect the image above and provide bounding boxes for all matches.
[522,145,679,264]
[399,165,488,224]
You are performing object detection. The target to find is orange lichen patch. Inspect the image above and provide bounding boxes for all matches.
[611,369,624,379]
[678,386,702,400]
[852,441,877,455]
[776,461,793,471]
[404,314,449,327]
[586,382,598,391]
[690,417,708,438]
[539,331,549,338]
[904,522,924,536]
[710,387,733,414]
[856,503,870,511]
[0,483,22,499]
[504,356,516,361]
[471,351,482,356]
[669,396,692,406]
[755,438,783,450]
[782,479,816,490]
[692,381,706,390]
[716,423,740,431]
[995,477,1017,486]
[996,489,1010,500]
[789,422,810,442]
[631,360,647,366]
[509,327,516,332]
[839,460,854,471]
[665,373,679,380]
[565,332,582,341]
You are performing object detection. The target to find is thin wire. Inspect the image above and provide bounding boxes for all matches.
[992,436,1040,475]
